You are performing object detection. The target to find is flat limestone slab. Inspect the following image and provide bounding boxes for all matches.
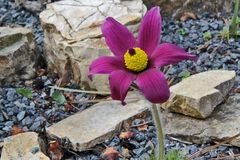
[162,70,236,118]
[162,94,240,146]
[0,27,36,84]
[40,0,147,91]
[1,132,49,160]
[40,0,146,41]
[47,92,151,151]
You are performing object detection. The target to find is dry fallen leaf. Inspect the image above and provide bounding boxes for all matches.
[167,77,175,86]
[64,92,75,102]
[119,131,134,139]
[188,134,240,160]
[222,17,229,24]
[197,43,209,52]
[103,147,120,160]
[48,141,60,151]
[36,68,46,76]
[11,125,23,135]
[138,124,148,131]
[137,120,148,131]
[134,112,147,119]
[48,140,63,160]
[180,12,197,21]
[223,51,231,56]
[122,148,131,158]
[234,87,240,93]
[24,80,33,86]
[64,103,73,111]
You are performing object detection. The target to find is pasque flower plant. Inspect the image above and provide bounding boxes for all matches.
[89,7,197,105]
[89,6,197,160]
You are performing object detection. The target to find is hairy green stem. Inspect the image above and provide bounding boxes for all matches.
[230,0,240,36]
[151,104,165,160]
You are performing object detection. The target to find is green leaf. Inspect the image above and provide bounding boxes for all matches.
[230,0,240,36]
[203,31,212,41]
[179,70,191,79]
[230,16,240,24]
[149,154,156,160]
[220,26,230,40]
[165,149,185,160]
[149,149,185,160]
[16,88,32,99]
[236,30,240,36]
[178,28,186,36]
[52,90,66,104]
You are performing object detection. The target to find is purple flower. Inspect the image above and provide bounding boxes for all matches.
[89,7,197,105]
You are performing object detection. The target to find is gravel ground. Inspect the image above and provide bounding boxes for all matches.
[0,0,240,160]
[0,0,45,53]
[161,13,240,84]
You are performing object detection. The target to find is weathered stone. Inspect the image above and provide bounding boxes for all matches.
[23,1,43,13]
[162,70,236,119]
[0,27,36,85]
[1,132,49,160]
[47,92,151,152]
[162,94,240,147]
[23,152,50,160]
[40,0,146,91]
[143,0,232,18]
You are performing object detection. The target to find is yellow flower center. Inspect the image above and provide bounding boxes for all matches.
[124,48,148,72]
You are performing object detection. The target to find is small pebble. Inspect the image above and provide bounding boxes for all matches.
[17,111,26,121]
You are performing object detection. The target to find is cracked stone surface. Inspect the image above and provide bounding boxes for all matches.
[0,27,36,85]
[1,132,49,160]
[143,0,232,18]
[47,92,151,152]
[162,94,240,146]
[40,0,146,91]
[162,70,236,119]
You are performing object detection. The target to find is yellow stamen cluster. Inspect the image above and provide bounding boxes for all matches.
[124,48,148,72]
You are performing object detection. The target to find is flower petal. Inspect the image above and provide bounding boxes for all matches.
[109,70,136,105]
[136,68,170,103]
[137,7,161,56]
[88,56,124,80]
[151,43,198,67]
[101,17,136,57]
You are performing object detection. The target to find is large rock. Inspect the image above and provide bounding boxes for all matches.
[47,92,151,152]
[162,70,236,119]
[162,94,240,147]
[0,27,36,85]
[143,0,232,18]
[1,132,49,160]
[40,0,146,91]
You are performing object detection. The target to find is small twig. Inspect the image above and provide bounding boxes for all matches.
[187,133,240,160]
[228,149,235,156]
[66,149,80,157]
[167,136,193,145]
[49,86,111,95]
[72,99,112,104]
[70,104,80,111]
[73,97,141,105]
[130,120,153,128]
[212,153,240,160]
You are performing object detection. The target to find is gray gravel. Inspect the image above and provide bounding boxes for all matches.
[0,0,240,159]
